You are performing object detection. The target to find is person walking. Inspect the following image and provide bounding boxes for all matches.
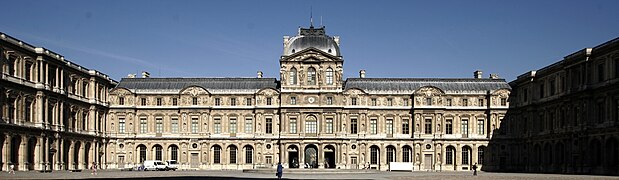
[8,163,15,174]
[472,163,478,176]
[276,162,283,179]
[91,162,98,175]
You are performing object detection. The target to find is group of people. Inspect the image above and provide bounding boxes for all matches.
[6,162,98,175]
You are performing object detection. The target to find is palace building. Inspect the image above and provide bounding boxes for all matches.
[0,26,512,172]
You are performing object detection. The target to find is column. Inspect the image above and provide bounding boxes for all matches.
[34,136,42,170]
[68,140,74,170]
[19,135,27,171]
[36,93,44,126]
[59,68,64,91]
[59,102,64,130]
[89,107,96,133]
[55,139,62,170]
[4,134,11,172]
[79,141,85,169]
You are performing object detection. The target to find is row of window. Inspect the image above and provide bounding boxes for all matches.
[287,67,335,85]
[120,97,275,106]
[119,116,270,135]
[136,145,254,164]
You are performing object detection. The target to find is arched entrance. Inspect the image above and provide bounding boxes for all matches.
[73,141,81,170]
[27,137,37,170]
[324,145,335,168]
[10,135,21,171]
[287,145,299,168]
[304,144,318,168]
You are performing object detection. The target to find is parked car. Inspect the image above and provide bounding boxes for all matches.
[165,160,178,171]
[143,160,167,171]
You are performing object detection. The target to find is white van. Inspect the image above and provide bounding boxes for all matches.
[143,160,166,171]
[165,160,178,171]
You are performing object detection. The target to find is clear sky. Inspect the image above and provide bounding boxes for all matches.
[2,0,618,82]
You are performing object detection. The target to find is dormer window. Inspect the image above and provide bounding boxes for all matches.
[292,49,295,53]
[307,67,316,85]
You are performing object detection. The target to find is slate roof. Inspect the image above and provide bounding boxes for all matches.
[116,78,278,94]
[283,26,340,57]
[344,78,511,94]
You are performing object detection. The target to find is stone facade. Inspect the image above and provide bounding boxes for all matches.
[105,26,510,171]
[492,37,619,175]
[0,32,117,171]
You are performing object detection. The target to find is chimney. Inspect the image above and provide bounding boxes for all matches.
[257,71,263,78]
[359,70,366,78]
[474,70,482,79]
[127,74,136,78]
[489,74,499,79]
[141,71,150,78]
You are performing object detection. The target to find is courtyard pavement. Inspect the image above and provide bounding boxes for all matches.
[0,169,617,180]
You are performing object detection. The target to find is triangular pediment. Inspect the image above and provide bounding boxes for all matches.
[281,47,342,62]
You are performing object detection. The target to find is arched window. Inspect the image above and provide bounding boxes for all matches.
[386,146,396,163]
[139,145,147,163]
[478,146,486,165]
[370,146,380,164]
[446,146,455,165]
[213,145,221,164]
[245,146,254,164]
[289,68,297,85]
[402,146,412,162]
[229,146,237,164]
[307,67,316,85]
[326,68,334,85]
[305,115,317,134]
[462,146,471,165]
[155,145,162,161]
[170,145,178,161]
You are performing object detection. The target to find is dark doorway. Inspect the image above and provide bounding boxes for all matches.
[27,137,36,170]
[304,144,318,168]
[324,145,336,168]
[288,145,299,168]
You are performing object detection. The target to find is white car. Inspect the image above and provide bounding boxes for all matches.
[165,160,178,171]
[143,160,167,171]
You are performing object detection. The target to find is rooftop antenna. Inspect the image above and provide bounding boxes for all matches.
[320,16,323,27]
[310,6,313,27]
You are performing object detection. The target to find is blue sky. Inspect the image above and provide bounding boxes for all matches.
[2,0,618,81]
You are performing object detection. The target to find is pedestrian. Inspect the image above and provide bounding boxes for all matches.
[276,162,283,179]
[8,163,15,174]
[472,163,478,176]
[91,162,98,175]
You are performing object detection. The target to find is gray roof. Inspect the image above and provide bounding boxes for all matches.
[116,78,278,94]
[344,78,511,94]
[283,26,340,56]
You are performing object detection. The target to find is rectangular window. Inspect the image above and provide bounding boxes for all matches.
[244,117,253,134]
[246,98,252,106]
[387,98,393,106]
[156,98,162,106]
[550,80,556,95]
[462,119,469,135]
[598,63,605,82]
[230,148,237,164]
[266,118,273,134]
[192,97,198,105]
[424,119,432,134]
[426,98,432,106]
[25,100,32,122]
[370,118,377,134]
[172,98,178,106]
[351,97,357,106]
[119,97,125,105]
[266,156,273,165]
[350,118,358,134]
[141,98,146,106]
[140,117,147,133]
[326,118,333,134]
[155,117,163,133]
[501,98,507,106]
[290,117,297,134]
[214,149,221,164]
[25,62,32,81]
[171,117,179,133]
[539,83,545,99]
[305,120,317,134]
[266,97,272,105]
[403,99,409,106]
[214,118,221,134]
[462,99,468,106]
[327,97,333,105]
[371,98,377,106]
[231,98,236,106]
[477,119,484,134]
[290,97,296,105]
[386,118,393,134]
[245,147,253,164]
[191,117,199,133]
[229,117,237,133]
[447,99,452,106]
[402,118,409,134]
[478,99,484,107]
[119,117,125,133]
[215,98,220,106]
[445,119,453,134]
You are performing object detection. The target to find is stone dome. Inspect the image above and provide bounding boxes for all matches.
[283,26,340,57]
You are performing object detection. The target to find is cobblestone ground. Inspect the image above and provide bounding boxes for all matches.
[0,170,617,180]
